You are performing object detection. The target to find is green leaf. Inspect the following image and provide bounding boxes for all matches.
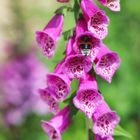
[73,0,80,22]
[55,6,67,16]
[55,6,72,16]
[62,29,73,40]
[114,125,133,139]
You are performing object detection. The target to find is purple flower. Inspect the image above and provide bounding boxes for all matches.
[95,44,121,83]
[5,108,25,125]
[74,18,101,61]
[95,135,114,140]
[93,100,120,138]
[47,73,71,101]
[62,54,92,79]
[98,0,120,12]
[73,73,103,118]
[42,106,71,140]
[39,88,59,114]
[81,0,109,39]
[0,53,49,125]
[36,14,64,58]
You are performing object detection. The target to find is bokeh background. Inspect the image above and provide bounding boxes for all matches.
[0,0,140,140]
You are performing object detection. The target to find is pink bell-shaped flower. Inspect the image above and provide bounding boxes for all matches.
[62,54,92,80]
[93,100,120,138]
[73,73,103,118]
[74,18,101,61]
[98,0,120,12]
[95,44,121,83]
[36,14,64,58]
[42,106,71,140]
[81,0,109,39]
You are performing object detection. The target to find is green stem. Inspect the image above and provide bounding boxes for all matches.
[86,117,94,140]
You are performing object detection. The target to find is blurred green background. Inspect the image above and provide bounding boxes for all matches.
[0,0,140,140]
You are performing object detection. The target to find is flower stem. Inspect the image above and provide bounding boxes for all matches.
[86,116,94,140]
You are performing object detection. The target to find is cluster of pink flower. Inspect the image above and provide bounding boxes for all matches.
[35,0,121,140]
[0,52,49,125]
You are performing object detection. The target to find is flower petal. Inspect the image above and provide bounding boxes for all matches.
[36,14,64,58]
[62,54,92,79]
[47,73,71,101]
[39,88,59,113]
[81,0,109,39]
[98,0,120,12]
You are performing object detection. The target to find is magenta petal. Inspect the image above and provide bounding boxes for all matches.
[66,36,76,56]
[81,0,109,39]
[93,100,120,138]
[36,14,64,58]
[47,73,71,101]
[98,0,120,12]
[93,111,120,138]
[62,54,92,79]
[73,89,103,118]
[36,31,56,58]
[43,14,64,40]
[74,18,101,60]
[88,11,109,39]
[42,121,61,140]
[78,73,98,90]
[73,74,103,118]
[95,45,121,83]
[41,106,71,140]
[39,88,59,114]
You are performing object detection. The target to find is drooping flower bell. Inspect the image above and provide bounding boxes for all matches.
[39,88,59,114]
[46,73,71,101]
[93,100,120,138]
[42,106,71,140]
[73,73,103,118]
[46,60,71,101]
[62,54,92,80]
[81,0,109,39]
[74,18,101,61]
[98,0,120,12]
[95,44,121,83]
[36,14,64,58]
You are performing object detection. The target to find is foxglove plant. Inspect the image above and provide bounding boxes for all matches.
[0,51,49,125]
[35,0,122,140]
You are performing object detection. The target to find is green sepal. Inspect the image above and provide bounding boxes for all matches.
[55,6,73,16]
[73,0,80,22]
[63,91,79,116]
[114,125,133,139]
[62,29,73,40]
